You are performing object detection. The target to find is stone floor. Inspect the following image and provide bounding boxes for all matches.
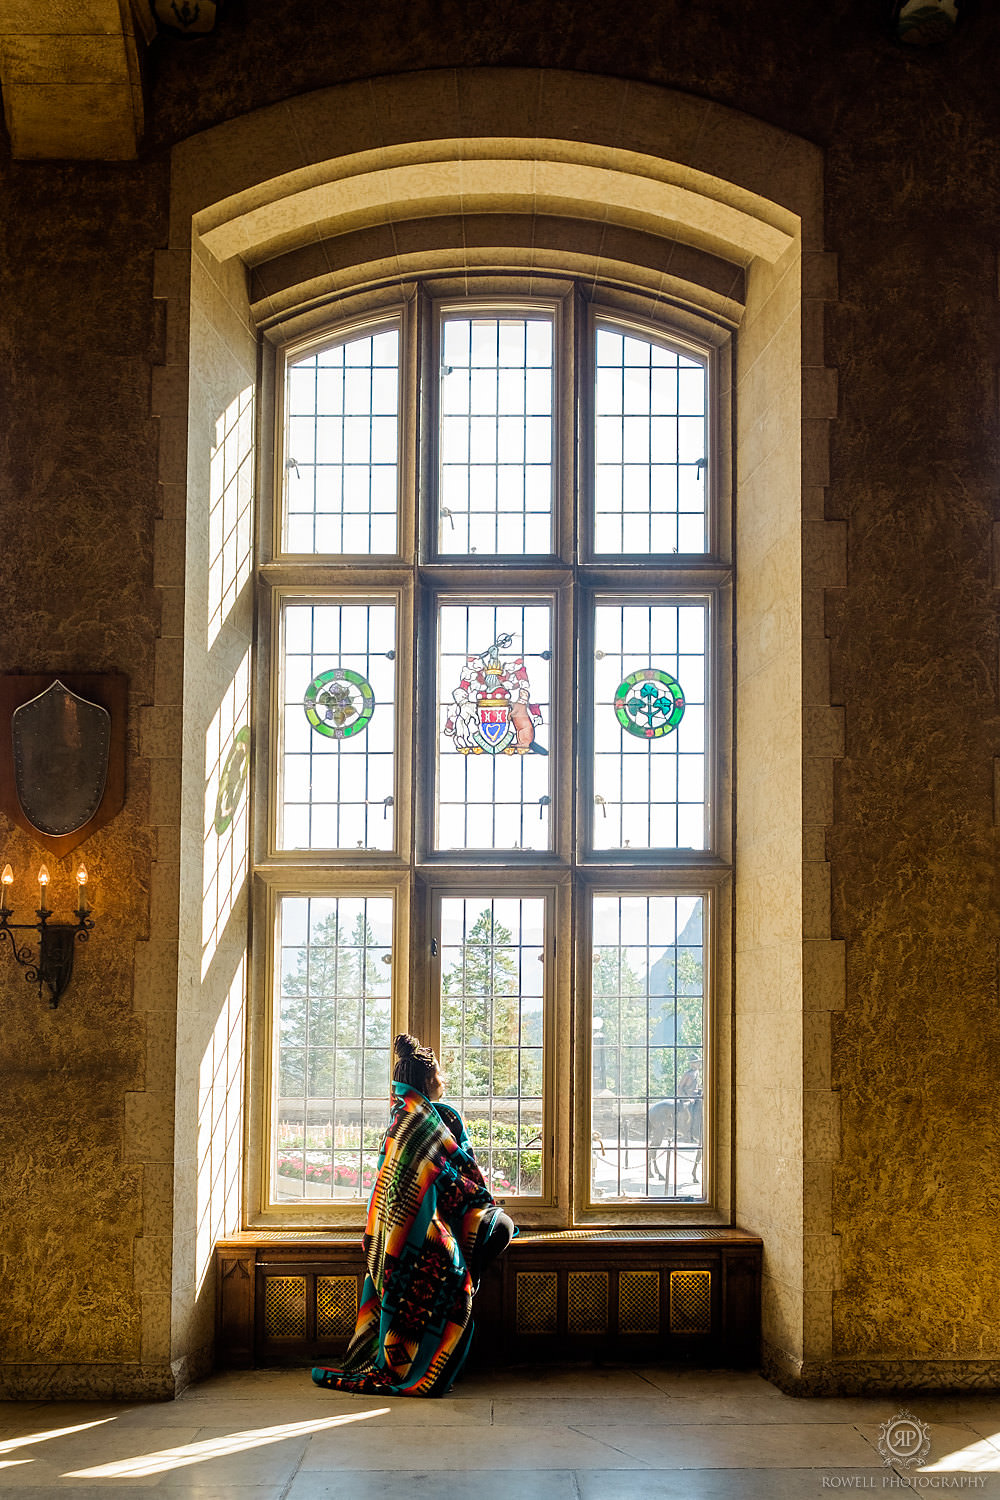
[2,1365,1000,1497]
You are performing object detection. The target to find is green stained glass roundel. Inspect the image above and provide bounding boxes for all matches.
[214,726,251,834]
[614,668,685,740]
[304,668,375,739]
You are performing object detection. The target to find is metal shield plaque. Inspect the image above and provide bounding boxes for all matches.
[11,680,111,836]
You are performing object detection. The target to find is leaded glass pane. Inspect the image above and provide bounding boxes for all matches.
[438,314,553,555]
[590,894,704,1202]
[437,602,552,850]
[273,895,393,1202]
[283,326,399,555]
[593,325,707,555]
[439,896,545,1197]
[592,602,707,851]
[279,601,395,851]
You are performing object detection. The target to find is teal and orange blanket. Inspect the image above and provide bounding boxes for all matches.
[311,1082,496,1397]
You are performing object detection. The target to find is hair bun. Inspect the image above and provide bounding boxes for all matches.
[394,1033,418,1060]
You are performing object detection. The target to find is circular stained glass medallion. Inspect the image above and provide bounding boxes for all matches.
[614,668,685,740]
[304,668,375,739]
[215,726,250,833]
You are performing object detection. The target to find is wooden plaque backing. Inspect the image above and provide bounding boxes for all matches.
[0,673,128,858]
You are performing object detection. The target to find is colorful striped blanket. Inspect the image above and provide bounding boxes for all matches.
[311,1082,497,1397]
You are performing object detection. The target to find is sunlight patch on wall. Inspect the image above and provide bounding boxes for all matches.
[202,649,251,978]
[208,384,254,648]
[196,953,246,1293]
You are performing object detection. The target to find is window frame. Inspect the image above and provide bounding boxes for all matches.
[248,275,733,1230]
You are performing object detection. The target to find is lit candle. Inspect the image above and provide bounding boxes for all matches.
[37,864,49,911]
[76,863,89,914]
[0,864,11,914]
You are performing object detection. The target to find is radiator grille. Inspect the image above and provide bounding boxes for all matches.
[316,1276,357,1338]
[619,1269,660,1334]
[567,1271,608,1334]
[516,1271,558,1334]
[263,1275,307,1338]
[669,1269,712,1334]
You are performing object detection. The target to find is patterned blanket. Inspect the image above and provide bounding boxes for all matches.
[311,1082,497,1397]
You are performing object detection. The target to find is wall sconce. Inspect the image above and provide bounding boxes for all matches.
[0,862,94,1007]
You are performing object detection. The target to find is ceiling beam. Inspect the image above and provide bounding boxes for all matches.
[0,0,146,159]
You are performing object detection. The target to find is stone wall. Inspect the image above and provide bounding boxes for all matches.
[1,0,999,1394]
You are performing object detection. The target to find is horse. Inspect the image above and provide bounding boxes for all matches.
[647,1096,703,1186]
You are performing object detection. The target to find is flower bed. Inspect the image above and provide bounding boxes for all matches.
[275,1155,376,1198]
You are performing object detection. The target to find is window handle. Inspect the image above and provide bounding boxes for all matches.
[594,794,607,819]
[538,795,550,820]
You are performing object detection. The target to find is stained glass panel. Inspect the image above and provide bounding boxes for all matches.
[273,894,393,1202]
[590,894,705,1201]
[437,602,552,850]
[279,601,395,850]
[283,325,399,555]
[594,325,707,555]
[592,602,707,851]
[439,896,545,1197]
[438,314,553,555]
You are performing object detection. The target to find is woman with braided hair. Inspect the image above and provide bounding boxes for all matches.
[311,1033,514,1397]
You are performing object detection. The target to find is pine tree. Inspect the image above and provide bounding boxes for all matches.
[441,906,519,1098]
[591,945,643,1093]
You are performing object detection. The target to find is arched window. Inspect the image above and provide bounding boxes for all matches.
[254,278,732,1225]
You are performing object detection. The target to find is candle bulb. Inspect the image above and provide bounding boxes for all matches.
[37,864,49,911]
[1,864,11,915]
[76,863,89,913]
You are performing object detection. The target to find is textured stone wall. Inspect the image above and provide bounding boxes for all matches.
[2,0,1000,1392]
[0,154,170,1393]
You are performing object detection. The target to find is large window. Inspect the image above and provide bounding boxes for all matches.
[254,282,731,1224]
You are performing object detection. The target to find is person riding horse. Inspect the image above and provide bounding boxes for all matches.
[647,1063,703,1185]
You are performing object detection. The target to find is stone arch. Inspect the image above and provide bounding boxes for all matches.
[151,69,841,1388]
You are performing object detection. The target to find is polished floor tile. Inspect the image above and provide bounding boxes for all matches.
[287,1472,579,1500]
[575,1470,919,1498]
[2,1366,1000,1497]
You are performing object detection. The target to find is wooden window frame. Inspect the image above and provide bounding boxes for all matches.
[247,274,733,1230]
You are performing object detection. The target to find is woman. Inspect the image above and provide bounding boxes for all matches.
[311,1034,514,1397]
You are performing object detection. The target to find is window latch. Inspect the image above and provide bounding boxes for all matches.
[538,794,550,820]
[594,794,607,818]
[430,937,439,957]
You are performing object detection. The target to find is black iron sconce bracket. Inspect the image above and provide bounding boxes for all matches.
[0,904,94,1008]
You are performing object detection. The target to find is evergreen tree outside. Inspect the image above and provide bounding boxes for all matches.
[440,901,542,1193]
[590,895,705,1197]
[274,896,392,1198]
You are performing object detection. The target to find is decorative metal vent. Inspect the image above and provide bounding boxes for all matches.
[568,1271,608,1334]
[263,1276,307,1338]
[516,1271,558,1334]
[517,1228,735,1243]
[619,1269,660,1334]
[669,1269,712,1334]
[317,1276,358,1338]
